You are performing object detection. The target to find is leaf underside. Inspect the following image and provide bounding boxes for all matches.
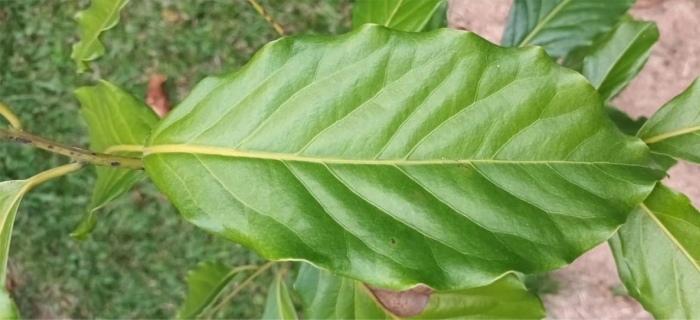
[144,25,663,290]
[352,0,445,32]
[294,263,545,319]
[502,0,635,58]
[177,262,235,319]
[71,0,130,73]
[72,80,159,240]
[610,184,700,318]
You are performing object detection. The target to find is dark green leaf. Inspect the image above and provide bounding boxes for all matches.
[71,80,160,240]
[178,262,239,319]
[581,19,658,101]
[606,105,647,136]
[421,1,447,32]
[637,78,700,164]
[262,272,298,320]
[610,184,700,318]
[143,25,663,290]
[352,0,445,32]
[502,0,634,58]
[71,0,130,73]
[294,264,544,319]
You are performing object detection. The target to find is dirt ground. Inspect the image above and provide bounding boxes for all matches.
[448,0,700,318]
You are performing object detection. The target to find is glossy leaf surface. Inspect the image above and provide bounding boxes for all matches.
[582,19,658,101]
[610,184,700,318]
[637,78,700,164]
[177,262,240,319]
[262,272,298,319]
[144,25,663,290]
[71,0,130,73]
[352,0,445,32]
[502,0,634,58]
[294,264,544,319]
[72,80,159,240]
[0,181,25,320]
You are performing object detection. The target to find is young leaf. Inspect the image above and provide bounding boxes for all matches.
[637,78,700,164]
[71,0,130,73]
[262,272,298,320]
[352,0,445,32]
[609,184,700,318]
[71,80,160,240]
[0,181,26,320]
[0,288,19,320]
[581,19,658,101]
[502,0,635,58]
[177,262,246,319]
[143,25,664,291]
[294,264,545,319]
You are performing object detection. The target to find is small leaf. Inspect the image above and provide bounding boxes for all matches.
[352,0,446,32]
[0,181,26,320]
[609,184,700,318]
[71,80,160,240]
[178,262,238,319]
[262,271,298,320]
[637,77,700,164]
[146,74,172,118]
[143,25,663,291]
[71,0,130,73]
[294,264,545,319]
[581,19,658,101]
[502,0,635,58]
[0,288,19,320]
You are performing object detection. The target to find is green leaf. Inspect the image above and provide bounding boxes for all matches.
[609,184,700,318]
[294,264,544,319]
[262,272,298,320]
[71,80,160,240]
[0,181,26,320]
[178,262,240,319]
[71,0,130,73]
[502,0,635,58]
[637,78,700,164]
[143,25,663,291]
[581,19,658,101]
[352,0,446,32]
[421,1,447,32]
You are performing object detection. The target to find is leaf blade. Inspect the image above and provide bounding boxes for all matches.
[262,272,298,320]
[502,0,635,58]
[72,80,159,240]
[610,184,700,318]
[71,0,130,73]
[352,0,446,32]
[144,26,663,290]
[177,262,241,319]
[637,78,700,164]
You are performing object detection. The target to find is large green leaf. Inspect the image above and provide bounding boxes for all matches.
[502,0,634,58]
[637,78,700,164]
[581,19,658,101]
[71,0,130,73]
[294,264,544,319]
[0,181,25,320]
[71,80,160,240]
[610,184,700,318]
[143,25,663,290]
[178,262,240,319]
[262,272,298,319]
[352,0,445,32]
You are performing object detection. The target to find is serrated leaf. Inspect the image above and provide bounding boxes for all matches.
[0,181,26,320]
[143,25,663,291]
[609,184,700,318]
[582,19,658,101]
[71,0,130,73]
[637,77,700,164]
[294,264,544,319]
[262,272,298,320]
[352,0,445,32]
[178,262,238,319]
[71,80,160,240]
[502,0,634,58]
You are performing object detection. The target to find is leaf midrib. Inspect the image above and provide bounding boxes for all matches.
[642,124,700,144]
[640,203,700,273]
[144,144,651,168]
[519,0,574,47]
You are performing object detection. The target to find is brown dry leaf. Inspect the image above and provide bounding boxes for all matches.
[367,284,434,317]
[146,74,171,118]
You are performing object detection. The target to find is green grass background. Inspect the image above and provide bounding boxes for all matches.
[0,0,349,317]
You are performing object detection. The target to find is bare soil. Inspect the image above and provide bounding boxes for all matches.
[448,0,700,318]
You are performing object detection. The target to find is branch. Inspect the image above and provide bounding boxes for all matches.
[0,128,144,170]
[0,102,22,130]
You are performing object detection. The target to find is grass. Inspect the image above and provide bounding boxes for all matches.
[0,0,349,318]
